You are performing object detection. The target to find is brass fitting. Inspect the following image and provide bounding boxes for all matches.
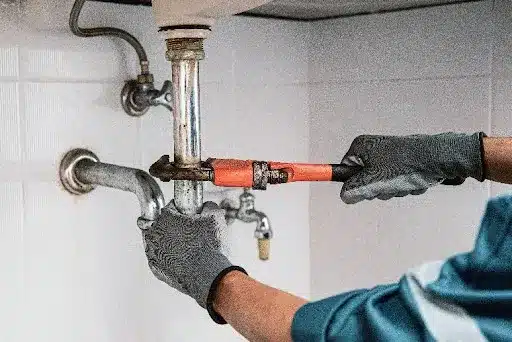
[166,38,205,61]
[137,73,154,84]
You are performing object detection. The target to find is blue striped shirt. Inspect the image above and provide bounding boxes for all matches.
[292,194,512,341]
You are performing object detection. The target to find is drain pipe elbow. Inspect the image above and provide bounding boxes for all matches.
[60,149,165,229]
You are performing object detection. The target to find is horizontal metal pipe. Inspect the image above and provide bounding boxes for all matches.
[75,159,165,227]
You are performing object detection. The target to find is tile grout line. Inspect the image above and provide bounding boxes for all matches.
[16,26,26,320]
[308,74,492,87]
[17,0,25,332]
[136,117,143,168]
[0,78,124,84]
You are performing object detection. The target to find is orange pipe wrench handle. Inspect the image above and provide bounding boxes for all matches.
[269,162,356,183]
[209,159,254,187]
[210,159,358,188]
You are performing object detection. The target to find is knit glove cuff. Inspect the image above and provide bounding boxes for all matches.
[433,132,486,182]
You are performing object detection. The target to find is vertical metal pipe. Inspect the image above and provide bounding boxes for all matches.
[171,50,203,214]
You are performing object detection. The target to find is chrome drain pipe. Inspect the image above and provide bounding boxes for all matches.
[166,38,205,214]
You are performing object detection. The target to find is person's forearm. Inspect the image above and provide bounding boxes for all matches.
[213,271,308,341]
[483,137,512,184]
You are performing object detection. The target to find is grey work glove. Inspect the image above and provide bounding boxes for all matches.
[340,132,486,204]
[143,200,246,324]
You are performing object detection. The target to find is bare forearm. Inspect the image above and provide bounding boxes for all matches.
[213,271,308,342]
[483,137,512,184]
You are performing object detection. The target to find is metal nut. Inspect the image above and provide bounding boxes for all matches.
[137,73,154,84]
[165,38,205,61]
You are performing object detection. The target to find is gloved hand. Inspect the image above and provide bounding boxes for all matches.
[340,132,486,204]
[143,200,246,324]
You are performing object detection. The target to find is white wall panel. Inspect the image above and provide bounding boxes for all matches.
[0,82,20,162]
[309,77,491,297]
[309,1,492,83]
[0,182,23,342]
[0,47,18,78]
[309,78,490,162]
[308,1,500,299]
[232,17,309,86]
[22,82,138,167]
[232,84,309,160]
[493,0,512,79]
[19,34,125,82]
[1,2,311,340]
[23,181,145,342]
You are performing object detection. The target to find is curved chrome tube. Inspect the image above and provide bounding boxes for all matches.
[60,149,165,229]
[69,0,149,74]
[69,0,174,117]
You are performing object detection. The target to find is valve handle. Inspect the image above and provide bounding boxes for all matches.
[149,80,173,111]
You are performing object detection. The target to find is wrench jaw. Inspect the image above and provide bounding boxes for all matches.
[149,155,213,182]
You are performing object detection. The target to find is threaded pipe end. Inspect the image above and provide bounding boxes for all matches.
[165,38,205,61]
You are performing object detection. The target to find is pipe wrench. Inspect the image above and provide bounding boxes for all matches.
[149,155,359,190]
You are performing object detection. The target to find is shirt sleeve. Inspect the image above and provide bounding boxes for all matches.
[292,194,512,342]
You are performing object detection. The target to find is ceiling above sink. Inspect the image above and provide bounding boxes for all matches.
[92,0,482,21]
[240,0,480,21]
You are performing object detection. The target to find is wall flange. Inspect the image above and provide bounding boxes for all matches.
[60,148,100,195]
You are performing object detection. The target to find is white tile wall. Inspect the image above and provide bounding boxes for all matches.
[310,180,488,297]
[309,1,492,83]
[0,1,311,340]
[310,77,490,162]
[308,0,509,299]
[231,84,309,160]
[1,0,509,339]
[22,82,139,167]
[19,34,125,82]
[492,79,512,136]
[0,182,23,342]
[309,77,491,296]
[493,0,512,79]
[0,47,18,78]
[0,82,20,161]
[23,181,145,342]
[232,17,309,86]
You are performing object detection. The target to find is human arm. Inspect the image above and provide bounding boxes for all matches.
[483,137,512,184]
[213,271,307,341]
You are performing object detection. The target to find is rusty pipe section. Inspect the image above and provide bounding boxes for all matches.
[167,38,205,214]
[60,149,165,229]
